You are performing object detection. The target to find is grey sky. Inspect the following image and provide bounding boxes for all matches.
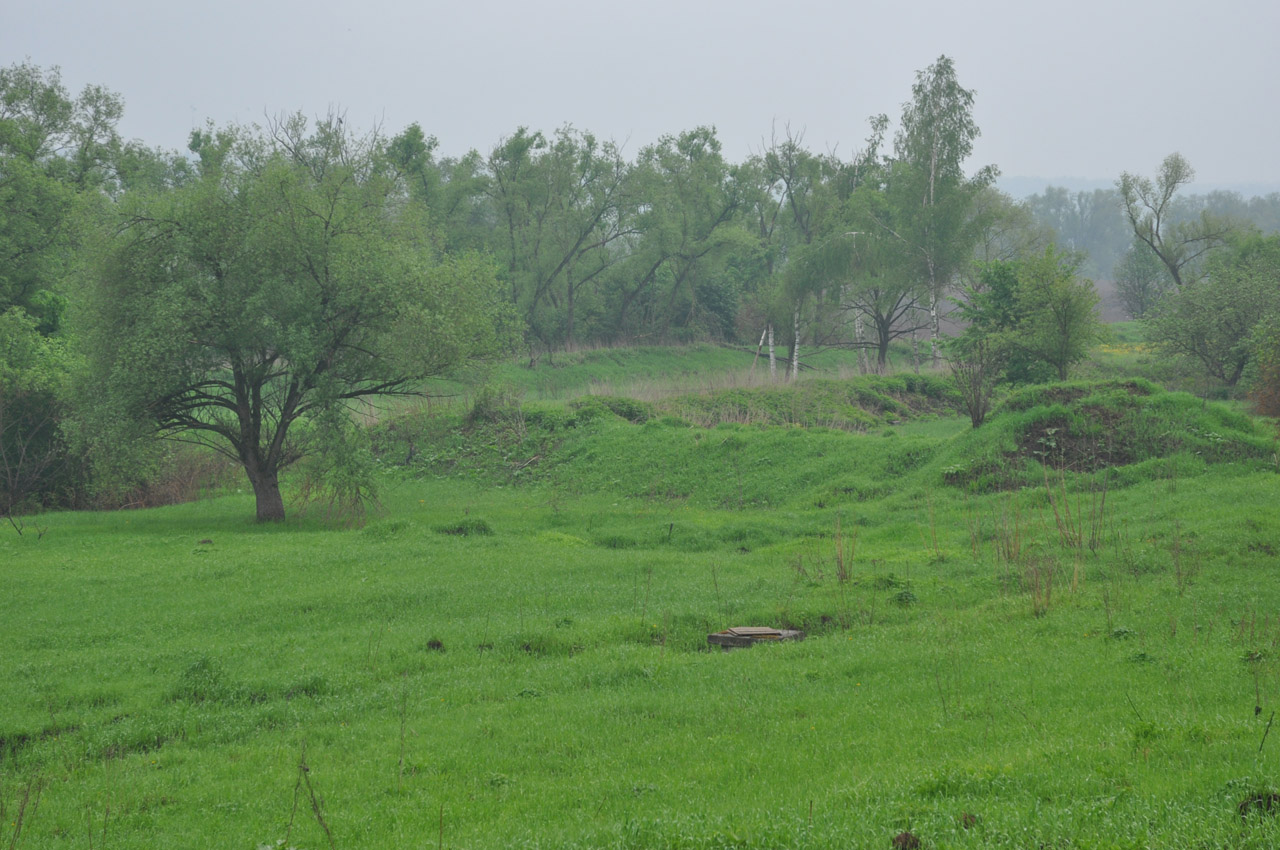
[6,0,1279,189]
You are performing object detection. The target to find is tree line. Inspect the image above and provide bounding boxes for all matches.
[1026,184,1280,285]
[3,57,1278,522]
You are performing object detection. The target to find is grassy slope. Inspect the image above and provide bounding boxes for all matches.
[5,357,1280,848]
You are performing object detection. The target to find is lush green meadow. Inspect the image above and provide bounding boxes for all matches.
[6,357,1280,848]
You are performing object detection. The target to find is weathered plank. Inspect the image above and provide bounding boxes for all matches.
[708,627,805,650]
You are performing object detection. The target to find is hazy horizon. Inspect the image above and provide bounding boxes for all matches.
[6,0,1278,189]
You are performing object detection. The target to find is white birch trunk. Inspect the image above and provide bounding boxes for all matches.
[790,303,800,382]
[911,325,921,374]
[929,291,941,368]
[767,324,776,380]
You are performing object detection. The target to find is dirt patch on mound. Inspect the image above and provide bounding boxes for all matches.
[1014,411,1139,472]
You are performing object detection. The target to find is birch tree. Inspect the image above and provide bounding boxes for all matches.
[890,55,995,365]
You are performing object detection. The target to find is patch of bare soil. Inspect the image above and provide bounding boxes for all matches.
[1239,791,1280,821]
[891,831,921,849]
[1014,412,1137,472]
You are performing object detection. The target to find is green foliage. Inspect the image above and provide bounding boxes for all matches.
[572,395,654,424]
[485,126,631,350]
[661,373,957,431]
[1146,233,1280,387]
[1114,239,1173,319]
[75,116,517,521]
[0,63,120,324]
[616,127,747,341]
[0,307,78,514]
[1024,186,1130,280]
[290,407,381,524]
[957,248,1105,386]
[1250,313,1280,416]
[945,331,1006,428]
[0,63,130,514]
[1010,248,1106,380]
[466,383,528,427]
[433,517,494,536]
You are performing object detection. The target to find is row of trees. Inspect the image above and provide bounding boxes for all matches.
[25,57,1277,521]
[1025,179,1280,307]
[1,65,520,521]
[1115,153,1280,393]
[7,56,1057,521]
[945,151,1280,426]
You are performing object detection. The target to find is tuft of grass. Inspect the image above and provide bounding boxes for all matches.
[433,517,493,536]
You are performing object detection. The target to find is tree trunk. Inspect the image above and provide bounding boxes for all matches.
[768,324,776,380]
[876,324,891,373]
[929,291,941,367]
[790,303,800,381]
[565,261,576,350]
[247,467,285,522]
[855,313,868,375]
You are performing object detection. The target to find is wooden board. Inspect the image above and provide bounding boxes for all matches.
[708,627,805,650]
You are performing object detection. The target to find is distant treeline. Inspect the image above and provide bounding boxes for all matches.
[1024,186,1280,282]
[4,57,1280,521]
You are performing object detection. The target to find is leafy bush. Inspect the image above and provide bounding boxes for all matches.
[466,384,525,426]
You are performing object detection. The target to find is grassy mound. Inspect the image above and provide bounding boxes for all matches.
[372,373,963,510]
[933,378,1275,491]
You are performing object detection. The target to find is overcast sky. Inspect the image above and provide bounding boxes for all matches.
[6,0,1279,191]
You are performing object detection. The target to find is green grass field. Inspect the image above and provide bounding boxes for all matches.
[6,347,1280,848]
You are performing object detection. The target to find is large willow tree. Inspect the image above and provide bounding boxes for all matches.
[79,117,514,521]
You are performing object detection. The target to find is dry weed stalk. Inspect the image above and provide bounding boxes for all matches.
[925,490,941,561]
[1172,520,1198,595]
[287,742,336,850]
[991,494,1025,595]
[1026,558,1055,617]
[1086,470,1111,554]
[397,672,409,794]
[833,515,858,629]
[1042,465,1083,552]
[5,776,44,850]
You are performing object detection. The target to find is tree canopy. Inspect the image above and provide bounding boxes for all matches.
[1118,153,1235,289]
[77,117,515,520]
[1145,233,1280,386]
